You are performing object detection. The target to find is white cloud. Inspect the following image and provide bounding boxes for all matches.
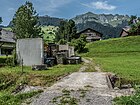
[36,0,73,15]
[82,1,116,11]
[8,8,15,12]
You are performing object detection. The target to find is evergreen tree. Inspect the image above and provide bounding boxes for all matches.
[56,20,67,42]
[66,19,77,41]
[70,34,87,53]
[129,15,140,35]
[56,19,77,42]
[0,17,2,35]
[12,1,42,39]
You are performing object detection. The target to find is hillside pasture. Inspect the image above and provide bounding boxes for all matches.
[82,36,140,85]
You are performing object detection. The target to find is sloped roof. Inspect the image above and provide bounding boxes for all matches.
[0,29,15,43]
[77,28,103,36]
[122,26,131,33]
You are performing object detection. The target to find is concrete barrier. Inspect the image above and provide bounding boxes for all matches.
[16,38,44,66]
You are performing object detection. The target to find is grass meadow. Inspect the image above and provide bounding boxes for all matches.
[82,36,140,85]
[0,64,81,104]
[81,36,140,105]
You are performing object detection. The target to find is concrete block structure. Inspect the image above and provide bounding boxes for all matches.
[16,38,44,66]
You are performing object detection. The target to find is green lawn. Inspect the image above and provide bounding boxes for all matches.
[0,64,81,104]
[82,36,140,104]
[0,64,81,87]
[82,36,140,85]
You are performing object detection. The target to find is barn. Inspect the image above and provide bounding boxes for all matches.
[76,28,103,42]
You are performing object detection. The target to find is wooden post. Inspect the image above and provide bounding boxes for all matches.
[21,59,23,74]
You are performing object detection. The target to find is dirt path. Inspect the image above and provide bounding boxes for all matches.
[30,58,134,105]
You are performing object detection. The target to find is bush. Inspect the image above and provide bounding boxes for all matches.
[0,57,7,65]
[0,56,15,67]
[5,57,14,66]
[58,39,67,44]
[70,34,87,53]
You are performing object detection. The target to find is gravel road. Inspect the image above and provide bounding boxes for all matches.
[30,59,134,105]
[30,72,114,105]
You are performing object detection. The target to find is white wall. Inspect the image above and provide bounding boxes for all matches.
[16,38,44,66]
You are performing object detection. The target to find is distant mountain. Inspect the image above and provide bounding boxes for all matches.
[38,15,64,26]
[72,12,130,38]
[8,15,64,27]
[8,12,130,39]
[73,12,130,27]
[0,25,5,28]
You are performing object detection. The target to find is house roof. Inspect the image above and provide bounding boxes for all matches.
[77,28,103,36]
[120,26,131,37]
[0,29,15,43]
[122,26,131,33]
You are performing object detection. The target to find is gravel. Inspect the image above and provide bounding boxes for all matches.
[30,72,119,105]
[30,59,134,105]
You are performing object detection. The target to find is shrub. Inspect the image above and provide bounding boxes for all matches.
[5,57,14,66]
[70,34,87,53]
[0,56,15,67]
[58,39,67,44]
[0,57,7,65]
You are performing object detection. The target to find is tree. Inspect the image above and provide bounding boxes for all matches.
[70,34,87,53]
[0,17,2,35]
[12,1,42,39]
[128,15,137,25]
[129,15,140,35]
[55,20,67,42]
[65,19,77,41]
[56,19,77,42]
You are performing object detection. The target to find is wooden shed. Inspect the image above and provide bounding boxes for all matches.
[76,28,103,42]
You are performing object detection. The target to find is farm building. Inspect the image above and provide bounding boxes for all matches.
[120,26,130,37]
[0,28,15,56]
[120,26,140,37]
[76,28,103,42]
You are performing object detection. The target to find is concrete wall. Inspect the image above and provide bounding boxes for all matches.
[58,44,69,51]
[16,38,44,66]
[68,46,74,57]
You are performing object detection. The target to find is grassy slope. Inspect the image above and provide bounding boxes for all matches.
[82,36,140,85]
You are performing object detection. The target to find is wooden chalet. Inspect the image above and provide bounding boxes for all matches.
[76,28,103,42]
[120,26,131,37]
[0,28,15,55]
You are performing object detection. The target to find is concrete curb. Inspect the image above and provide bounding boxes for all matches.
[106,74,113,89]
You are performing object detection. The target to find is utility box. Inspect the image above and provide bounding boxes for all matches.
[16,38,44,66]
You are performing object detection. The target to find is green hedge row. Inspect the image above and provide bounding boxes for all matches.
[0,57,7,64]
[0,56,14,66]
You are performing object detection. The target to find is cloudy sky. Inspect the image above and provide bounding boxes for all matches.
[0,0,140,26]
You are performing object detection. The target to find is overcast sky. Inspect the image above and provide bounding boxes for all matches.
[1,0,140,26]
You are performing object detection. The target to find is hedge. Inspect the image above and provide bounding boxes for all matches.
[0,56,13,66]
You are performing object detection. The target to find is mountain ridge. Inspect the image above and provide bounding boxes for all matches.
[8,12,130,38]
